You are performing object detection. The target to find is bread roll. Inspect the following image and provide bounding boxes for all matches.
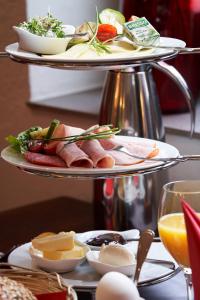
[0,276,36,300]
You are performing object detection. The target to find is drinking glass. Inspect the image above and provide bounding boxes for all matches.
[158,180,200,300]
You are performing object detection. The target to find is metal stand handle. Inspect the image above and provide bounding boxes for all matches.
[152,61,195,136]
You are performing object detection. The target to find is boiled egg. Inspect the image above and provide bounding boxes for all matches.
[96,271,143,300]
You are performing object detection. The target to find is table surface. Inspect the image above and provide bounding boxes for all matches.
[77,271,187,300]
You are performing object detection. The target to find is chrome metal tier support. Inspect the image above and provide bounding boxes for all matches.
[94,63,194,231]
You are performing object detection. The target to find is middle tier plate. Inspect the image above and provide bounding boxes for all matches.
[1,136,179,179]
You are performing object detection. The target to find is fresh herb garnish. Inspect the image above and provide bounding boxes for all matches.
[42,126,120,144]
[6,126,42,154]
[45,119,60,141]
[18,13,65,38]
[6,123,120,154]
[86,8,111,55]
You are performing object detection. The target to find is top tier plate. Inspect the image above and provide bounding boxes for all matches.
[5,37,184,70]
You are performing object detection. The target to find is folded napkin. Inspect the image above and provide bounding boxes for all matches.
[181,199,200,300]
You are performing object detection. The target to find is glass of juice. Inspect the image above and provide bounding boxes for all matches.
[158,180,200,300]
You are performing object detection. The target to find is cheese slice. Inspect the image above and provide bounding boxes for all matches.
[43,244,85,260]
[32,231,75,251]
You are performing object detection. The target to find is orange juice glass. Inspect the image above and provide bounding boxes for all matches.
[158,213,190,268]
[158,180,200,300]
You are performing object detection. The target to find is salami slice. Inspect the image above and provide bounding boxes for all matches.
[24,151,66,167]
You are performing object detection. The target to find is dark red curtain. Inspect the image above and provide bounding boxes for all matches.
[123,0,200,113]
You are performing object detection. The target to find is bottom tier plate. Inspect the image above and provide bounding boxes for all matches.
[8,241,180,292]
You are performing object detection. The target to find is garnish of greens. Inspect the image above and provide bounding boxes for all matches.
[81,9,112,55]
[45,119,60,140]
[6,126,42,154]
[76,8,126,55]
[6,121,120,154]
[18,12,65,38]
[87,17,111,55]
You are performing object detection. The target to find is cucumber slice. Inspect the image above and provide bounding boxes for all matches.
[99,8,125,34]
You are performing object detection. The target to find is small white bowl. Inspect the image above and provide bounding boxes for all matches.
[13,25,75,54]
[29,241,90,273]
[86,250,136,276]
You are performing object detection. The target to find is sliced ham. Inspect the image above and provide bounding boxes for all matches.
[56,142,93,168]
[44,124,84,155]
[44,124,70,155]
[99,136,159,164]
[123,143,159,159]
[99,137,119,150]
[24,151,66,167]
[107,144,159,166]
[80,140,115,168]
[69,126,84,136]
[108,150,143,165]
[99,136,157,150]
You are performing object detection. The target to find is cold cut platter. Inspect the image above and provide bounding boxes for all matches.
[1,121,179,178]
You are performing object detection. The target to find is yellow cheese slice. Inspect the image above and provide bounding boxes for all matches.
[32,231,75,251]
[33,232,56,239]
[43,244,85,260]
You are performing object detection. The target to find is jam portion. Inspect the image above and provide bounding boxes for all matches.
[86,233,126,247]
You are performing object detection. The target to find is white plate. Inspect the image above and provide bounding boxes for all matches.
[76,229,139,250]
[1,136,179,177]
[86,250,136,276]
[8,241,178,289]
[5,37,185,63]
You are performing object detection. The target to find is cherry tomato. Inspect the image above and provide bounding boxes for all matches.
[97,24,117,42]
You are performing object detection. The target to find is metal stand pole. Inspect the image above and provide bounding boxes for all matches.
[94,65,167,232]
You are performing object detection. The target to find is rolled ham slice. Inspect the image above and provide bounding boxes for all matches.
[56,142,93,168]
[44,124,70,155]
[107,150,143,165]
[24,151,66,167]
[99,136,159,164]
[123,143,159,159]
[107,144,159,166]
[99,136,157,150]
[99,137,119,150]
[80,140,115,168]
[44,124,84,155]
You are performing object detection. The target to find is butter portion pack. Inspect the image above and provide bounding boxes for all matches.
[124,17,160,46]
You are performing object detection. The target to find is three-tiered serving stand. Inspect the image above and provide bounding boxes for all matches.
[1,42,196,297]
